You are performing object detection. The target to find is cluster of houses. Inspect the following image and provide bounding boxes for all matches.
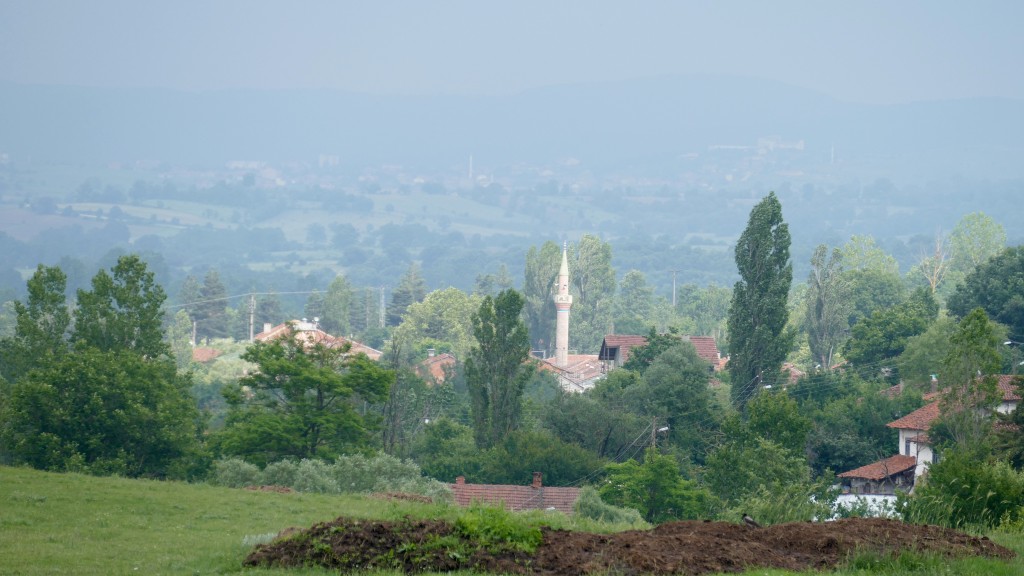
[195,315,1021,514]
[838,376,1021,496]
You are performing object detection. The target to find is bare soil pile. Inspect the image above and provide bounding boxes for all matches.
[244,516,1013,575]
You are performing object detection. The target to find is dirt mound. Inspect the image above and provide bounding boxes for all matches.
[244,485,295,493]
[244,516,1013,575]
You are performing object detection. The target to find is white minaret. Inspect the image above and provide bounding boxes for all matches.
[553,242,573,367]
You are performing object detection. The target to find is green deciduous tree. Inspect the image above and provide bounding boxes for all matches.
[614,269,654,335]
[934,308,1004,450]
[727,192,794,409]
[635,342,720,463]
[600,447,715,523]
[394,287,482,360]
[464,289,533,448]
[745,390,811,456]
[844,287,939,379]
[217,333,393,465]
[73,254,169,358]
[947,246,1024,341]
[804,245,851,369]
[948,212,1007,281]
[1,256,202,478]
[570,235,617,353]
[522,241,561,354]
[839,236,904,326]
[320,275,354,336]
[1,348,201,477]
[0,265,70,382]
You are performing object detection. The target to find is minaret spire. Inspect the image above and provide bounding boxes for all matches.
[553,242,573,367]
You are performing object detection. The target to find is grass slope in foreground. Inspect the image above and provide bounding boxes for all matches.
[2,465,1024,575]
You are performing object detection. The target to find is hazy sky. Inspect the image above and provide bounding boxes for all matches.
[1,1,1021,104]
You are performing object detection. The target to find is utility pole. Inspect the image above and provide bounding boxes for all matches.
[248,293,256,342]
[670,269,681,308]
[379,285,386,328]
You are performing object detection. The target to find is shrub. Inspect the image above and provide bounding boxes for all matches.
[293,459,339,493]
[573,486,645,526]
[211,458,260,488]
[260,460,299,487]
[900,448,1024,529]
[454,503,543,553]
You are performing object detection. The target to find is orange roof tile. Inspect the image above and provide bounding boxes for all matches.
[686,336,721,365]
[416,353,456,383]
[254,320,382,360]
[887,401,941,431]
[998,375,1022,402]
[838,455,917,481]
[598,334,722,367]
[598,334,649,363]
[191,347,223,363]
[450,475,580,515]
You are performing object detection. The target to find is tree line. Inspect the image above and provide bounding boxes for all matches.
[1,195,1023,529]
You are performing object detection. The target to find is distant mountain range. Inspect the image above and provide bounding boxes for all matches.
[2,75,1023,181]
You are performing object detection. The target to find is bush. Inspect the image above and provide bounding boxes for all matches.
[900,448,1024,529]
[573,486,646,526]
[454,503,543,553]
[727,477,839,526]
[210,458,260,488]
[208,453,452,501]
[260,460,298,487]
[293,459,339,493]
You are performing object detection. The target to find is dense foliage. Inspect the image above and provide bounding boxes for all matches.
[727,192,794,408]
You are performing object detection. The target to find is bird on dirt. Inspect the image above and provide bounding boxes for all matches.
[742,513,761,528]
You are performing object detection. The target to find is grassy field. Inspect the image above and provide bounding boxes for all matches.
[1,465,1022,575]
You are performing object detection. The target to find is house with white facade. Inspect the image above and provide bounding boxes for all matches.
[839,375,1021,494]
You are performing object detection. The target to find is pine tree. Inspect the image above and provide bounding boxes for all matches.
[194,269,228,341]
[727,192,794,409]
[386,264,427,327]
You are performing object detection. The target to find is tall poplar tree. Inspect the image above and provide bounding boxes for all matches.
[464,289,533,448]
[727,192,793,409]
[804,245,851,369]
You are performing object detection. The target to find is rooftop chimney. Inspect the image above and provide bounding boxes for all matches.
[532,471,542,489]
[263,323,272,334]
[455,476,466,485]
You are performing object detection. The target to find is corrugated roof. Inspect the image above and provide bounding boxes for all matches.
[838,454,917,481]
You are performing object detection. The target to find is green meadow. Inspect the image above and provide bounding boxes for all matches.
[2,465,1023,576]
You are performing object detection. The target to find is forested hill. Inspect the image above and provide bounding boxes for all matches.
[2,76,1023,181]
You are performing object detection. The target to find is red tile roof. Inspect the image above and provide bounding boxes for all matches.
[598,334,721,367]
[416,353,456,383]
[998,375,1022,402]
[255,321,383,360]
[538,354,605,392]
[886,375,1021,432]
[450,474,580,516]
[687,336,722,366]
[191,347,223,363]
[598,334,649,364]
[838,455,917,480]
[887,401,941,431]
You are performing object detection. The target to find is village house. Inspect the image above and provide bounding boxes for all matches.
[255,319,383,360]
[838,375,1022,495]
